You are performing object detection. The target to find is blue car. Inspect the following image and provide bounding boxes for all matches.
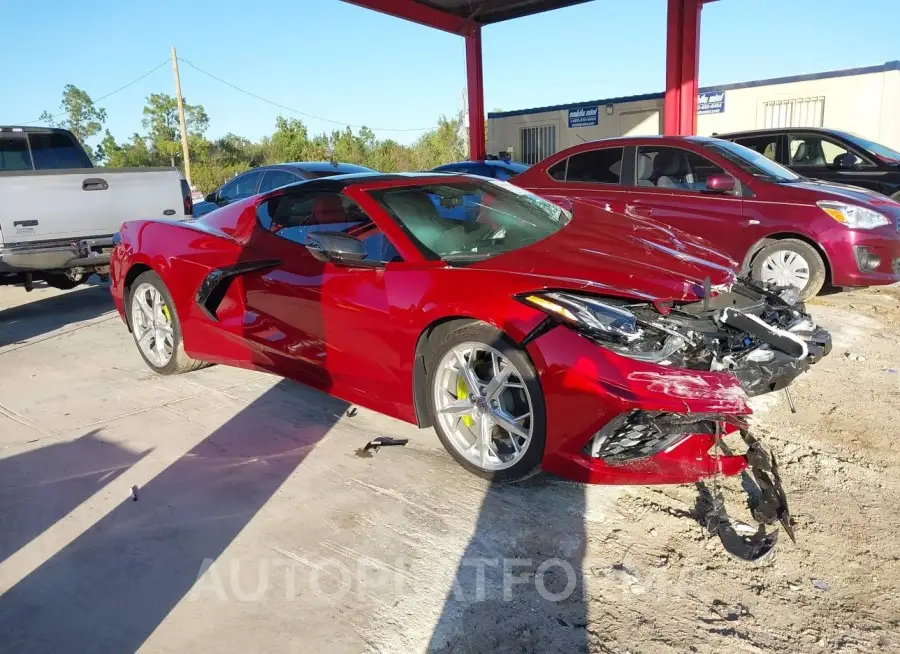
[431,158,529,181]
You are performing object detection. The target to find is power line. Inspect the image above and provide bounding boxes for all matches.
[17,59,170,126]
[177,57,434,133]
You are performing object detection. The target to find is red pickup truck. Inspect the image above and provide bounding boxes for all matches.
[511,136,900,299]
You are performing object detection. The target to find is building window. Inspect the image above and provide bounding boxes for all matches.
[520,125,556,165]
[761,97,825,129]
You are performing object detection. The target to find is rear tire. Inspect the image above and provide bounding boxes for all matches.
[126,270,207,375]
[427,321,546,483]
[751,239,826,301]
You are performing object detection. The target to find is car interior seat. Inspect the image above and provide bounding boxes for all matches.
[312,194,347,225]
[637,154,654,186]
[651,150,692,189]
[382,190,468,254]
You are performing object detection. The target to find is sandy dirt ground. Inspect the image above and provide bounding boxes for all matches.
[0,281,898,653]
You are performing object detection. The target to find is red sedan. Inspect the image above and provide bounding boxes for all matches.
[110,173,829,544]
[511,136,900,300]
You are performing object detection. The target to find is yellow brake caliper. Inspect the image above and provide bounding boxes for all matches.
[456,376,475,428]
[161,304,171,324]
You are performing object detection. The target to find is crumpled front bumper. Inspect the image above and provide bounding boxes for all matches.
[729,326,832,396]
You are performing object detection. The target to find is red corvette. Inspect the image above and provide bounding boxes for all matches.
[110,173,830,549]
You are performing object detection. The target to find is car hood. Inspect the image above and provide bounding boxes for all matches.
[785,179,899,207]
[468,200,738,302]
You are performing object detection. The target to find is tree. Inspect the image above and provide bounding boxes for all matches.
[141,93,209,166]
[40,84,107,161]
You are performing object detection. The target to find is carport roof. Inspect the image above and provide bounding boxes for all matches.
[408,0,592,24]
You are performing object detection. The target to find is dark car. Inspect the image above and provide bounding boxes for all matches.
[718,128,900,201]
[192,161,376,217]
[431,159,529,181]
[512,136,900,300]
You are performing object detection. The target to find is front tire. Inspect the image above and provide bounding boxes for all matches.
[751,239,826,301]
[427,322,546,482]
[126,270,206,375]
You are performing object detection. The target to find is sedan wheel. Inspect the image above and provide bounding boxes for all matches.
[751,239,826,301]
[131,282,175,367]
[759,250,811,290]
[430,327,545,481]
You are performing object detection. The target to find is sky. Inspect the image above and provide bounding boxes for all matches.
[2,0,898,149]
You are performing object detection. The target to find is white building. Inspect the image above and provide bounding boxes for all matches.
[487,61,900,164]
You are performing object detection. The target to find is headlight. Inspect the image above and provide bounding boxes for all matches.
[521,292,642,343]
[520,291,690,364]
[817,201,889,229]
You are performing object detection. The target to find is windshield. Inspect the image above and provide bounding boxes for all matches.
[369,179,571,263]
[837,131,900,163]
[705,139,801,182]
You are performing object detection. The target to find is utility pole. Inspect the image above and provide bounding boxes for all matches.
[170,46,192,187]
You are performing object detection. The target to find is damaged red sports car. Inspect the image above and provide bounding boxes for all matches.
[110,173,831,548]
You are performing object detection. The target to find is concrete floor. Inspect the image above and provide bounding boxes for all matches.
[0,282,619,653]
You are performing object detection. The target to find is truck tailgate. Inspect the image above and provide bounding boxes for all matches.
[0,167,186,245]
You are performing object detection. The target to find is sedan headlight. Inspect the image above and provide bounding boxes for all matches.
[817,201,890,229]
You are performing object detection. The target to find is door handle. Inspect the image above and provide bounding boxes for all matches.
[626,204,653,217]
[82,178,108,191]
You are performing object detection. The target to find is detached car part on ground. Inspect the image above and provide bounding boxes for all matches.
[109,174,831,560]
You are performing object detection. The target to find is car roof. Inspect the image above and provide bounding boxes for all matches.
[715,127,843,138]
[434,160,529,172]
[283,161,375,173]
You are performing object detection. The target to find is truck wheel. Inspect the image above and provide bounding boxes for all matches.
[126,270,207,375]
[427,322,546,482]
[751,239,826,301]
[43,270,88,290]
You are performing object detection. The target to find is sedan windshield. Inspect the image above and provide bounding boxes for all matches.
[836,131,900,163]
[369,179,570,262]
[705,139,801,182]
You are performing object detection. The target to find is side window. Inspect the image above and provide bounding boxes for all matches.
[256,191,398,263]
[635,146,726,191]
[734,135,778,161]
[493,167,518,181]
[563,148,624,184]
[0,136,33,171]
[789,135,872,167]
[219,170,263,202]
[258,169,300,194]
[547,159,567,180]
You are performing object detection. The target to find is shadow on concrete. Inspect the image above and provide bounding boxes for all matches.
[0,429,150,564]
[0,283,113,348]
[428,476,589,653]
[0,379,347,653]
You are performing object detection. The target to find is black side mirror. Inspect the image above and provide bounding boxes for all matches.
[305,232,368,264]
[204,192,216,203]
[834,152,860,169]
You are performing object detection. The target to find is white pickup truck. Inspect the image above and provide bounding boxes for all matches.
[0,126,191,290]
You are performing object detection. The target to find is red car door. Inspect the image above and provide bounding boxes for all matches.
[625,144,751,264]
[239,189,404,409]
[521,146,629,214]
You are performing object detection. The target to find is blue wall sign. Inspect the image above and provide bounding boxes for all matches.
[698,91,726,115]
[568,106,599,128]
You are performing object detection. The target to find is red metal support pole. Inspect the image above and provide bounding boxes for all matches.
[466,24,486,161]
[678,0,702,135]
[663,0,684,136]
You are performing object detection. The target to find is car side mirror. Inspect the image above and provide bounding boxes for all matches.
[705,173,736,193]
[834,152,859,169]
[205,192,217,203]
[305,232,368,264]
